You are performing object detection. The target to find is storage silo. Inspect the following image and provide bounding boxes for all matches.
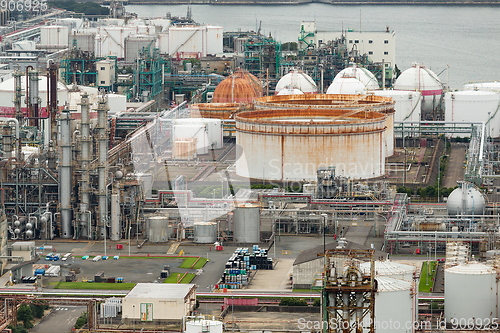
[360,261,417,282]
[233,204,260,243]
[444,90,500,137]
[146,216,173,242]
[445,262,496,323]
[193,222,217,243]
[375,277,415,333]
[393,63,443,120]
[185,319,223,333]
[373,90,422,123]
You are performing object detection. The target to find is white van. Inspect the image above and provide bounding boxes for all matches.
[62,253,72,261]
[92,255,102,262]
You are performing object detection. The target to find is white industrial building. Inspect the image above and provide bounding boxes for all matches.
[122,283,196,323]
[298,22,396,70]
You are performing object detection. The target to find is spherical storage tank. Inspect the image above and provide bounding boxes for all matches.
[236,108,387,181]
[375,277,415,333]
[275,69,318,94]
[394,63,443,120]
[0,76,68,118]
[326,78,367,95]
[444,90,500,137]
[333,65,380,91]
[146,216,173,242]
[277,87,305,96]
[360,260,416,282]
[233,204,260,243]
[446,182,485,216]
[445,262,496,324]
[185,320,223,333]
[213,77,259,103]
[373,90,422,123]
[194,222,217,243]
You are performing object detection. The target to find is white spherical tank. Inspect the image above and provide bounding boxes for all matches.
[236,108,387,180]
[444,90,500,137]
[373,90,422,123]
[446,182,485,216]
[194,222,217,244]
[275,70,318,94]
[334,65,380,90]
[375,277,415,333]
[277,87,305,96]
[0,76,68,119]
[445,262,496,324]
[185,320,223,333]
[233,204,260,243]
[360,261,416,282]
[326,78,367,95]
[394,63,443,119]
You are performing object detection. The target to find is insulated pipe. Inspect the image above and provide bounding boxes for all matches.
[58,110,73,238]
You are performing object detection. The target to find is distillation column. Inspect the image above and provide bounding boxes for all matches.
[28,69,40,128]
[58,110,73,238]
[96,97,108,239]
[79,93,91,239]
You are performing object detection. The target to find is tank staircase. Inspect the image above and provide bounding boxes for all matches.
[167,242,181,255]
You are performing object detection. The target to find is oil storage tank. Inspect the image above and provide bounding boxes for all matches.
[360,260,416,282]
[333,65,380,91]
[445,262,496,324]
[373,90,422,123]
[185,319,223,333]
[233,204,260,243]
[146,216,173,242]
[236,108,387,181]
[375,277,416,333]
[193,222,217,243]
[444,90,500,137]
[275,69,318,95]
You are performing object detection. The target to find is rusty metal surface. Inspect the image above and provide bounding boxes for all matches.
[191,103,252,119]
[235,108,387,181]
[213,77,259,103]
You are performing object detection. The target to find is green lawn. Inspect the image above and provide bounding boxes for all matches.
[193,258,208,269]
[53,282,136,290]
[418,261,437,293]
[179,257,208,269]
[164,273,196,284]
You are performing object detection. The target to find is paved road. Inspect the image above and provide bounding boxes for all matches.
[442,143,466,188]
[32,306,86,333]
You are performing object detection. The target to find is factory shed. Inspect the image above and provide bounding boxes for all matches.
[292,241,387,289]
[122,283,196,324]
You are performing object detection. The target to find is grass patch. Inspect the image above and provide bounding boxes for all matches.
[193,258,208,269]
[164,273,196,284]
[418,261,437,293]
[179,258,197,268]
[292,288,321,293]
[53,282,136,290]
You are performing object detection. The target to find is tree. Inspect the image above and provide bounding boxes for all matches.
[7,325,28,333]
[17,304,33,329]
[30,303,48,318]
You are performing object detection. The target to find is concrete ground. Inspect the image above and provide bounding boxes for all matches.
[247,259,294,290]
[442,142,467,188]
[31,305,86,333]
[225,311,320,331]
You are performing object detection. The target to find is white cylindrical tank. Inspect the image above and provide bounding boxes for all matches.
[193,222,217,243]
[445,262,496,324]
[168,25,208,57]
[326,77,367,95]
[394,63,443,119]
[173,118,223,155]
[360,261,416,282]
[233,204,260,243]
[206,25,223,55]
[463,81,500,93]
[373,90,422,123]
[275,70,318,94]
[185,320,223,333]
[375,277,415,333]
[40,25,69,47]
[13,40,36,51]
[156,32,169,54]
[334,65,380,90]
[0,76,68,119]
[444,90,500,137]
[446,182,486,216]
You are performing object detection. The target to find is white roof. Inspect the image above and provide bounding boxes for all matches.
[373,89,422,99]
[463,81,500,92]
[376,276,412,292]
[445,262,495,275]
[334,65,379,90]
[0,75,68,93]
[125,283,195,299]
[360,260,416,276]
[275,70,317,94]
[394,63,443,92]
[277,87,305,95]
[326,77,367,95]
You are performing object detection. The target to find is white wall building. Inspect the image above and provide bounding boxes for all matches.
[122,283,196,323]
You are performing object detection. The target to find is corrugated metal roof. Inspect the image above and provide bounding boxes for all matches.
[360,260,416,276]
[376,276,412,292]
[125,283,195,299]
[445,262,495,275]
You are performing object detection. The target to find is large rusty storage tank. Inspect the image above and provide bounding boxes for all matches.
[253,94,395,157]
[233,204,260,243]
[236,108,387,181]
[190,103,251,120]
